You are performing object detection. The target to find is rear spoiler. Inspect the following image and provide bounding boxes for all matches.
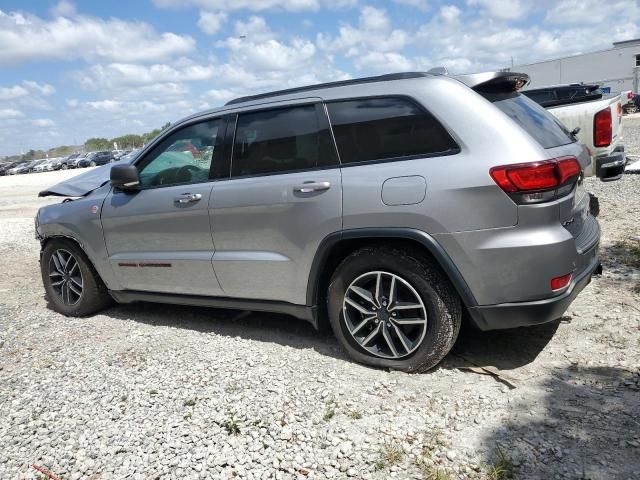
[454,71,530,92]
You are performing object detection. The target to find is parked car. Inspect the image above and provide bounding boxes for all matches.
[118,149,140,163]
[9,160,38,174]
[623,93,639,114]
[523,83,626,181]
[6,162,27,175]
[33,159,58,173]
[37,71,608,372]
[60,153,81,170]
[0,162,20,176]
[78,151,115,168]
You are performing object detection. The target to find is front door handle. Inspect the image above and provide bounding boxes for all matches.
[174,193,202,204]
[293,181,331,194]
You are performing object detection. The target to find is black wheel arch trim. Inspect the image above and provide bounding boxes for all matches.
[306,228,478,309]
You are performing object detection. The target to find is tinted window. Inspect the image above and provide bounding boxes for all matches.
[486,92,575,149]
[326,97,458,164]
[231,105,335,177]
[139,119,222,188]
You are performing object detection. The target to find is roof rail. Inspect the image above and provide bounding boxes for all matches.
[224,71,430,106]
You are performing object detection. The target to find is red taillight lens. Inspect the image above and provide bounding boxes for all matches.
[594,107,612,147]
[490,156,581,203]
[556,156,581,183]
[550,272,572,291]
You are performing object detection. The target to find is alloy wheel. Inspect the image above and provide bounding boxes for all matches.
[342,271,427,359]
[48,249,83,306]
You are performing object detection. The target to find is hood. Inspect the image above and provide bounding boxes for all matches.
[38,158,133,197]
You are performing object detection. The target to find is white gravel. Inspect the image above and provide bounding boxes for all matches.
[0,136,639,479]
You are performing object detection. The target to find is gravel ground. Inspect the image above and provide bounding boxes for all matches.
[0,127,639,480]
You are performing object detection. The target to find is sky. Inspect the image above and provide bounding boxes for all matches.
[1,0,639,156]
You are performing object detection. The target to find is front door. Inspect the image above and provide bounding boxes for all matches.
[101,118,225,296]
[210,103,342,305]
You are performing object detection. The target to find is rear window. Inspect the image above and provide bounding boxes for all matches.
[326,97,458,164]
[486,92,576,148]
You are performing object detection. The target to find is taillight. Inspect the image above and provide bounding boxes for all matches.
[594,107,612,147]
[550,272,572,292]
[490,156,581,204]
[629,91,635,100]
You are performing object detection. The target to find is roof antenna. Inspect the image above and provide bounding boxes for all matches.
[427,66,449,76]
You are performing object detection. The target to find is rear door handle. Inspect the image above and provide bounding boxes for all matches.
[293,181,331,194]
[174,193,202,204]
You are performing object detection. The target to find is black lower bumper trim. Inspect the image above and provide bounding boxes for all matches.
[468,252,600,331]
[595,148,625,182]
[109,290,317,327]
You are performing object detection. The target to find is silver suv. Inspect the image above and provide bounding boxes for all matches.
[36,72,603,372]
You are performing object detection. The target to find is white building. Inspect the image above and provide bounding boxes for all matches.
[509,38,640,94]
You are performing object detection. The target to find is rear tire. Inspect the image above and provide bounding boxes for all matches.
[327,246,461,372]
[41,238,112,316]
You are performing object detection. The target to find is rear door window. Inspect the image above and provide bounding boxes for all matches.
[231,104,336,177]
[485,92,575,148]
[326,97,458,165]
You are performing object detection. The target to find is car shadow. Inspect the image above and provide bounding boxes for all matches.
[478,365,640,478]
[103,301,350,361]
[446,317,562,371]
[102,301,561,373]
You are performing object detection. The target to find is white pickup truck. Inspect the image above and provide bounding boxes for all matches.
[523,83,626,181]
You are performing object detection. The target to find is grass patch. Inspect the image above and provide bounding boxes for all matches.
[415,457,452,480]
[485,446,516,480]
[221,417,241,435]
[348,409,363,420]
[323,406,336,421]
[374,441,405,470]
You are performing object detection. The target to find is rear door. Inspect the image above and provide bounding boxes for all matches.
[209,102,342,305]
[101,118,226,296]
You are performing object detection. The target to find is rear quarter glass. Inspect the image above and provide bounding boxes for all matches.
[483,92,576,149]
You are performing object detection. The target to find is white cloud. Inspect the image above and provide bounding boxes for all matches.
[32,118,55,127]
[0,85,28,101]
[355,51,415,72]
[545,0,637,24]
[393,0,429,11]
[51,0,76,17]
[75,62,215,90]
[198,11,227,34]
[22,81,55,96]
[317,6,408,61]
[0,9,194,64]
[232,16,277,42]
[466,0,530,20]
[153,0,330,11]
[0,108,23,119]
[439,5,461,23]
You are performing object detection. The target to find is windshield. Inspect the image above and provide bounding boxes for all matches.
[483,91,576,149]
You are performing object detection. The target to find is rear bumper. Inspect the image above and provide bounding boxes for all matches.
[468,244,600,330]
[595,145,625,182]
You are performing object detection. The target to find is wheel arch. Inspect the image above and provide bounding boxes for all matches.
[40,234,108,288]
[307,228,477,330]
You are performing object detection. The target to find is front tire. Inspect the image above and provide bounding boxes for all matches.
[41,238,112,316]
[327,246,461,372]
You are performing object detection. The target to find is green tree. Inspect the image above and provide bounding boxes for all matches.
[85,137,110,151]
[111,134,143,150]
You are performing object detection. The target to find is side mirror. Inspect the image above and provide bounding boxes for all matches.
[110,164,140,190]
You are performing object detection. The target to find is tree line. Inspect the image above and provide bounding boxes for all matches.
[1,122,171,164]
